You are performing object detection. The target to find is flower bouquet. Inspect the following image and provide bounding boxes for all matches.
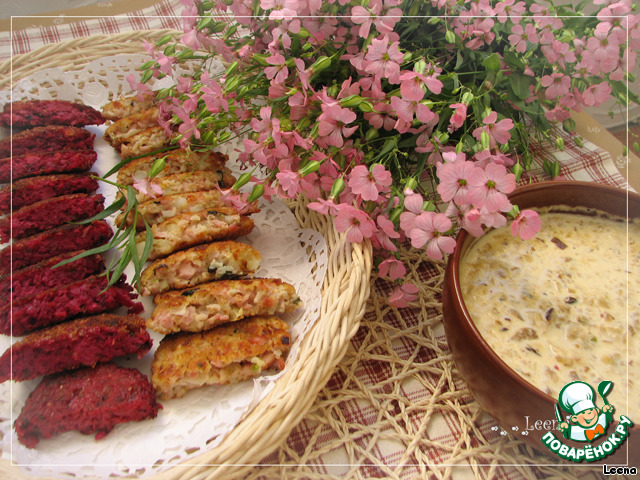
[122,0,638,305]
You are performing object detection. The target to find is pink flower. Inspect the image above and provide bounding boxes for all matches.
[390,96,436,125]
[448,102,467,132]
[265,52,289,84]
[582,82,612,106]
[334,204,377,243]
[540,72,571,99]
[472,111,514,148]
[364,36,404,83]
[406,212,456,260]
[317,104,358,148]
[373,215,400,251]
[508,23,538,53]
[132,176,163,199]
[511,209,541,240]
[466,163,515,212]
[398,65,443,101]
[351,0,402,38]
[348,164,392,201]
[307,198,339,215]
[276,169,301,197]
[388,282,419,308]
[261,0,298,20]
[399,192,424,233]
[436,160,483,205]
[445,203,485,237]
[219,188,256,215]
[378,257,406,279]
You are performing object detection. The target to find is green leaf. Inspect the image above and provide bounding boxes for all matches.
[510,73,532,100]
[72,195,126,225]
[481,53,501,72]
[502,51,525,71]
[52,242,113,268]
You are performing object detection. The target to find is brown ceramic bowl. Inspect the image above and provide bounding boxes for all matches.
[442,181,639,465]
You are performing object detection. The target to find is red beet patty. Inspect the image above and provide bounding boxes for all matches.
[15,363,161,448]
[0,274,143,336]
[0,149,97,183]
[0,173,99,214]
[0,313,152,383]
[0,125,95,157]
[0,99,105,128]
[0,193,105,242]
[0,220,112,276]
[0,251,105,301]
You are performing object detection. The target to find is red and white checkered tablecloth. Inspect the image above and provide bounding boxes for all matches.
[0,4,632,478]
[0,0,183,62]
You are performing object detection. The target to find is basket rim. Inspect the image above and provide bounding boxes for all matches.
[0,33,374,480]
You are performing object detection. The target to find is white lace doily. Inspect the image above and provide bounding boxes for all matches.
[0,55,328,479]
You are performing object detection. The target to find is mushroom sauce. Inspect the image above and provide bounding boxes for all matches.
[460,208,639,416]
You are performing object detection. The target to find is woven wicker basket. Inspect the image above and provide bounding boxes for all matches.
[0,31,373,480]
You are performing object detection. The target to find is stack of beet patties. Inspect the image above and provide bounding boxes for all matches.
[0,99,159,448]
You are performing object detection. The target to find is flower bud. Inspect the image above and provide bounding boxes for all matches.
[327,84,339,98]
[339,95,363,108]
[148,156,166,178]
[296,27,311,38]
[252,54,270,67]
[224,76,241,92]
[404,177,418,191]
[512,163,523,182]
[156,33,176,47]
[365,127,379,141]
[223,24,238,40]
[573,136,583,148]
[140,68,154,84]
[233,172,253,190]
[296,117,312,132]
[225,61,239,76]
[310,55,333,74]
[414,59,427,73]
[329,177,345,199]
[555,137,565,151]
[480,130,491,150]
[299,160,322,177]
[461,92,474,104]
[445,30,456,44]
[247,184,265,203]
[163,44,176,57]
[309,122,320,138]
[177,49,195,60]
[200,131,218,145]
[280,118,293,131]
[358,100,374,113]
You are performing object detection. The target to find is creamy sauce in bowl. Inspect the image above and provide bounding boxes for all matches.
[460,208,639,416]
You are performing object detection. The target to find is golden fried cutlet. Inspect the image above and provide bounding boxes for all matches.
[116,149,228,186]
[117,190,258,230]
[135,208,254,261]
[140,240,262,296]
[101,92,156,121]
[151,316,291,399]
[104,108,159,148]
[148,278,302,334]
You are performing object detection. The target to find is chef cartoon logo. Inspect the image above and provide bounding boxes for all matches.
[540,380,634,462]
[556,381,613,442]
